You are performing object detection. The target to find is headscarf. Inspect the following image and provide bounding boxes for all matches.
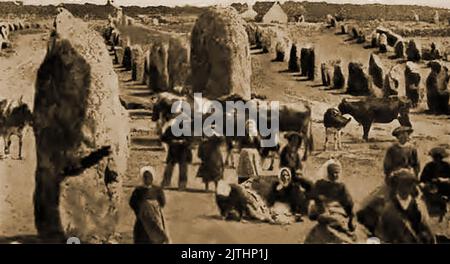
[245,119,258,137]
[277,167,292,190]
[316,159,342,181]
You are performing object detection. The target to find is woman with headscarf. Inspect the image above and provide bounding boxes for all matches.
[236,119,264,184]
[305,159,356,244]
[129,166,170,244]
[267,167,309,217]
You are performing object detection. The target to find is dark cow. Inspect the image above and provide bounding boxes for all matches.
[323,108,351,150]
[0,97,33,159]
[338,97,412,141]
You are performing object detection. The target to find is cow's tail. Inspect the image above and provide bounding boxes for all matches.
[303,105,314,161]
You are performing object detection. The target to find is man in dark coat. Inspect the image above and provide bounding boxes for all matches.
[160,120,193,190]
[129,166,169,244]
[383,126,420,183]
[377,170,435,244]
[358,126,420,234]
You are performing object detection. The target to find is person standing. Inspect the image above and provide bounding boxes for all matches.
[197,131,225,192]
[160,119,193,190]
[129,166,170,244]
[236,120,263,184]
[383,126,420,184]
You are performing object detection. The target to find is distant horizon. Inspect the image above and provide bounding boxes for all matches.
[3,0,450,9]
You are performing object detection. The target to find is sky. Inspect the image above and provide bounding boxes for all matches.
[6,0,450,9]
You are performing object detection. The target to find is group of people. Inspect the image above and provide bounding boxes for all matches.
[127,119,450,243]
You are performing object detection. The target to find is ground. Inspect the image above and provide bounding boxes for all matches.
[1,21,450,244]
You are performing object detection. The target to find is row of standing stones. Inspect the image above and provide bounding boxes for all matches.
[1,20,48,49]
[245,19,448,114]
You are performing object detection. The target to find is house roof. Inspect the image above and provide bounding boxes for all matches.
[251,1,305,22]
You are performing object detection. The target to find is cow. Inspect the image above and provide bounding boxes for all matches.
[0,97,33,159]
[152,92,313,168]
[338,97,412,141]
[323,108,351,150]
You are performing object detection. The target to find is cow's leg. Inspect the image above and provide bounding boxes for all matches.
[267,152,275,171]
[324,128,329,151]
[334,130,339,151]
[362,123,372,141]
[18,133,23,160]
[338,130,343,150]
[4,134,11,157]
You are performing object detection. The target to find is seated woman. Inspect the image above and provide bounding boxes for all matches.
[267,167,309,218]
[215,179,273,223]
[420,147,450,220]
[305,160,356,244]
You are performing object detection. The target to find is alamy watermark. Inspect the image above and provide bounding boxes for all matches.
[167,93,280,147]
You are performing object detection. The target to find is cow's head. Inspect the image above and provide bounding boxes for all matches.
[12,98,33,126]
[337,98,351,115]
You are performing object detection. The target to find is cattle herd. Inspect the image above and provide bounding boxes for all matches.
[1,3,450,244]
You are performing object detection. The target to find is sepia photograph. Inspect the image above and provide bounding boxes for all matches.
[0,0,450,245]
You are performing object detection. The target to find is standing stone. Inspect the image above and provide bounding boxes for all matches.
[300,47,315,80]
[33,9,128,242]
[347,62,373,96]
[143,49,151,86]
[369,53,385,89]
[383,73,399,97]
[422,42,442,61]
[426,61,449,114]
[288,43,300,72]
[434,11,440,24]
[150,41,170,92]
[405,61,422,107]
[332,61,345,89]
[131,45,144,82]
[275,40,286,61]
[406,40,421,62]
[245,23,257,46]
[375,27,401,47]
[379,33,388,53]
[321,62,331,87]
[394,40,405,59]
[168,36,191,90]
[191,7,251,100]
[371,32,380,48]
[350,26,359,39]
[122,46,132,71]
[357,32,366,44]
